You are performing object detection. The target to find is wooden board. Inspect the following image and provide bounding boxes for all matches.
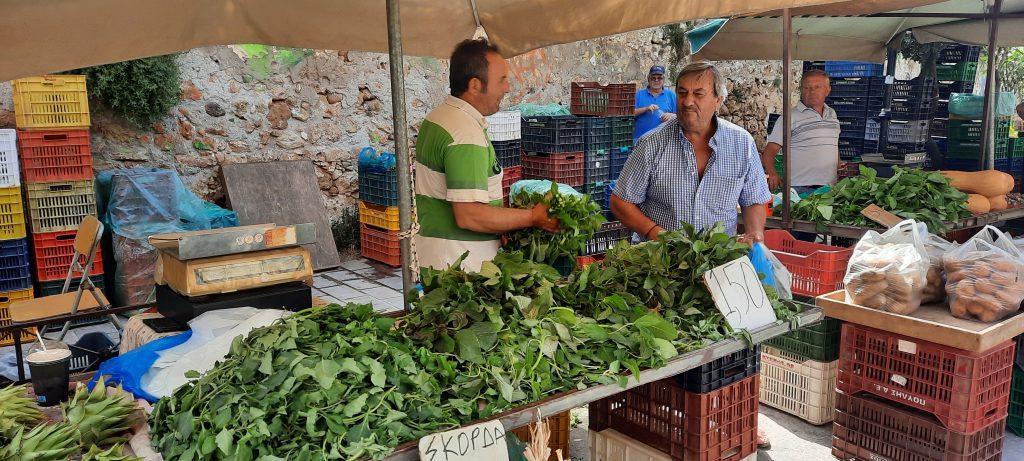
[816,290,1024,352]
[221,161,341,270]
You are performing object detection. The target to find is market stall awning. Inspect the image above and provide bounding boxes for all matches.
[913,15,1024,45]
[0,0,864,82]
[689,0,1021,62]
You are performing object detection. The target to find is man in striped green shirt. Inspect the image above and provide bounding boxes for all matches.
[415,39,559,272]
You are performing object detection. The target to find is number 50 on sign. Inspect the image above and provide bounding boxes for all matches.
[703,257,777,331]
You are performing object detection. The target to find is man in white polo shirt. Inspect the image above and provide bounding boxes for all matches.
[760,70,840,194]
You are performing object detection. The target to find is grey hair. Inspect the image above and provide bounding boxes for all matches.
[801,69,831,82]
[675,61,728,98]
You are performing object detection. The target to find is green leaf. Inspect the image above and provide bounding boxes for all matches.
[651,338,678,359]
[313,359,343,389]
[454,329,484,363]
[342,393,369,417]
[215,428,234,456]
[815,205,833,221]
[634,314,678,340]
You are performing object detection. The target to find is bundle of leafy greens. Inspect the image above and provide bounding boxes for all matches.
[503,182,606,265]
[792,166,970,233]
[150,304,462,461]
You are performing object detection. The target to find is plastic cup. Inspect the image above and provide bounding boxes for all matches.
[26,348,72,406]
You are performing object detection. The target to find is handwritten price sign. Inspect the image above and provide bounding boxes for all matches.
[703,257,777,330]
[419,420,509,461]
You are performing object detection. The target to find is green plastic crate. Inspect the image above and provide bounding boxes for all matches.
[1010,367,1024,436]
[946,117,1010,141]
[944,139,1009,160]
[936,62,978,82]
[764,317,842,362]
[1011,138,1024,158]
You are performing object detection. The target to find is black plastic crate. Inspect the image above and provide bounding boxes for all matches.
[493,139,521,168]
[931,117,949,135]
[935,99,950,118]
[838,117,868,139]
[767,113,781,133]
[886,100,934,121]
[828,78,874,98]
[887,119,930,144]
[583,117,613,152]
[827,97,885,118]
[885,141,928,157]
[579,181,607,208]
[610,147,630,180]
[0,238,31,292]
[937,80,975,97]
[584,151,611,183]
[803,61,827,72]
[358,168,399,206]
[677,345,761,392]
[609,116,634,149]
[522,116,584,153]
[581,221,632,256]
[939,44,982,63]
[1015,335,1024,372]
[888,77,936,100]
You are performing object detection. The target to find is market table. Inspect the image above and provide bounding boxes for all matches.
[380,304,823,460]
[761,207,1024,239]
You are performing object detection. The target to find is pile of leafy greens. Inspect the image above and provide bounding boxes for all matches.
[150,223,800,460]
[503,183,606,265]
[792,166,970,233]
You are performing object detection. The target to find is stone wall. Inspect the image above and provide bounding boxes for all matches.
[0,28,788,223]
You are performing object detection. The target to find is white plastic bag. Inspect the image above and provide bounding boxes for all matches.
[844,220,929,314]
[922,234,956,304]
[944,226,1024,322]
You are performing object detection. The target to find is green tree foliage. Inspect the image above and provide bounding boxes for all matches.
[76,54,181,127]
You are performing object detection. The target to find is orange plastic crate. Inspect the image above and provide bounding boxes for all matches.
[359,223,400,266]
[17,129,94,182]
[763,230,853,297]
[0,288,36,346]
[31,230,104,282]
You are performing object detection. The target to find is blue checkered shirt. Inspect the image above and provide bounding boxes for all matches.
[614,118,771,238]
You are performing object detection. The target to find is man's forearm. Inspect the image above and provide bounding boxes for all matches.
[633,107,649,116]
[451,202,537,234]
[760,143,781,174]
[611,195,661,239]
[741,203,767,236]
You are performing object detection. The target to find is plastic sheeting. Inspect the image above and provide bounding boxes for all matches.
[947,92,1019,119]
[96,168,238,306]
[507,103,570,117]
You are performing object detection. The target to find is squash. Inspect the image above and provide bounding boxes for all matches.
[940,170,1015,196]
[966,194,991,214]
[988,194,1008,211]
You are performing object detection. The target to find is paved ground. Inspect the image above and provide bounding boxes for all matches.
[310,259,407,312]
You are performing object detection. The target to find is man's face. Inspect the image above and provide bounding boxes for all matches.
[676,70,724,132]
[648,73,664,91]
[479,52,510,116]
[801,75,831,108]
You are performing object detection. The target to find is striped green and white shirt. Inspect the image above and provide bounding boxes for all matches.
[414,96,503,272]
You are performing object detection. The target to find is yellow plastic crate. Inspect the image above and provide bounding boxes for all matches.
[12,76,91,130]
[358,200,412,231]
[0,288,35,346]
[25,179,97,233]
[0,186,27,240]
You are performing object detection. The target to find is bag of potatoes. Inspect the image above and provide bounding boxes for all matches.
[844,220,929,315]
[944,226,1024,322]
[922,234,956,304]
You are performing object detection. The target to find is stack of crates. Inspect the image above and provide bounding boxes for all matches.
[580,117,611,213]
[760,230,851,424]
[521,116,585,187]
[833,323,1014,460]
[1008,335,1024,436]
[0,129,33,347]
[883,78,936,159]
[486,110,522,205]
[826,75,887,160]
[932,44,982,163]
[11,76,106,304]
[588,349,762,461]
[943,117,1014,173]
[609,115,634,181]
[357,152,401,267]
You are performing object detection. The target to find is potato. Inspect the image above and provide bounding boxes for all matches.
[973,264,991,278]
[958,283,977,298]
[975,280,998,295]
[977,310,1000,322]
[950,299,968,317]
[863,294,888,310]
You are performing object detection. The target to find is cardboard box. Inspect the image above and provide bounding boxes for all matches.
[157,246,313,297]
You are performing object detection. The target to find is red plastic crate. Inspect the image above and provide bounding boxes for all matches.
[570,82,636,116]
[589,374,758,461]
[359,223,400,266]
[522,151,585,187]
[16,129,94,182]
[502,165,522,206]
[837,161,860,180]
[832,390,1006,461]
[837,323,1014,433]
[763,230,853,297]
[31,230,104,282]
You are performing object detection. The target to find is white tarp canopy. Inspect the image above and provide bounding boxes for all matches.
[690,0,1023,62]
[0,0,867,82]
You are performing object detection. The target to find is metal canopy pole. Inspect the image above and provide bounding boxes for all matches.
[386,0,415,308]
[980,0,1003,171]
[781,9,793,227]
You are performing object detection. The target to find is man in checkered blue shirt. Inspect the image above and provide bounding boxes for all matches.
[611,61,772,244]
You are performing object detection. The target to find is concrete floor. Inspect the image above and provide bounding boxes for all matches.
[567,405,1024,460]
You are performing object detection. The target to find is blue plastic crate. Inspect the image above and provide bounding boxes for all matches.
[825,61,884,78]
[358,168,399,206]
[583,117,613,152]
[584,150,611,184]
[610,147,630,180]
[0,238,32,292]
